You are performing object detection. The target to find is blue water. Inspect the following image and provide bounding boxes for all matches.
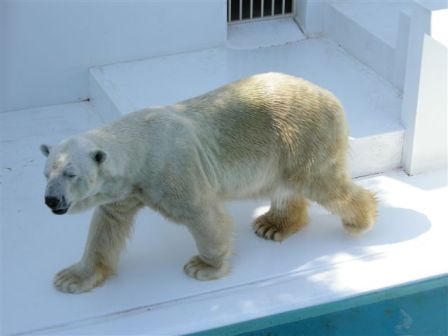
[192,276,448,336]
[245,285,447,336]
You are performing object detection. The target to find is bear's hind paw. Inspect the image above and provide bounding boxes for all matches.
[253,215,291,242]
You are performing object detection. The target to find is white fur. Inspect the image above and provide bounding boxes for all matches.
[41,72,377,293]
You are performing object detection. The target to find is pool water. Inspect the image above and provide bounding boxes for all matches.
[193,276,448,336]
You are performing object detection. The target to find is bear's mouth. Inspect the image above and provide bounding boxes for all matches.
[52,207,69,215]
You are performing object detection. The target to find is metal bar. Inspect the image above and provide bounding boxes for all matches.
[226,0,295,24]
[250,0,253,19]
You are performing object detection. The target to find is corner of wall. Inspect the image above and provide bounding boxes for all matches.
[402,5,447,175]
[294,0,329,37]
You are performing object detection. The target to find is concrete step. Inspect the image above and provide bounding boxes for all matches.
[90,37,404,178]
[331,2,410,49]
[325,2,411,89]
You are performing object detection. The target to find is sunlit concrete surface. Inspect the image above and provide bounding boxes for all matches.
[91,38,403,138]
[1,102,447,335]
[90,36,405,178]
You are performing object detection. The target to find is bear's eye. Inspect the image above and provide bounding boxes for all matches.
[63,171,77,179]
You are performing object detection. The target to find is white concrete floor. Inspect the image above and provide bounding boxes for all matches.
[1,102,447,335]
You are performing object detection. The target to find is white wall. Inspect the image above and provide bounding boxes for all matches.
[402,8,448,175]
[0,0,227,112]
[294,0,326,36]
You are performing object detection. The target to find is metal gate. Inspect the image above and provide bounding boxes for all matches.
[228,0,294,23]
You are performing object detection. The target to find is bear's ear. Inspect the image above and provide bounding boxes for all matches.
[90,150,107,165]
[40,144,52,157]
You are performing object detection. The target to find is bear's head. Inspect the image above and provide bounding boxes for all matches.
[40,137,107,215]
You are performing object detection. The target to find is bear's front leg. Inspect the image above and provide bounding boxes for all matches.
[183,203,233,281]
[54,197,143,293]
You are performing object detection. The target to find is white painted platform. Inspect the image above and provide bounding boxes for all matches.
[90,35,404,178]
[1,103,447,336]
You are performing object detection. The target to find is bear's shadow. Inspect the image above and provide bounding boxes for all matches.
[109,197,434,321]
[227,199,432,280]
[120,199,431,290]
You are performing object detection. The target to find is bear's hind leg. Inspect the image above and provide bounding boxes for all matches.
[183,203,233,281]
[308,178,377,235]
[54,197,143,293]
[253,194,309,242]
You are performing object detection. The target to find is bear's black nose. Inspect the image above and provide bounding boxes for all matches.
[45,196,60,209]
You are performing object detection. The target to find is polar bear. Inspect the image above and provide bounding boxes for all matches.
[41,73,377,293]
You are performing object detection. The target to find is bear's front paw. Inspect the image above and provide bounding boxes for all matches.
[54,262,110,294]
[183,256,229,281]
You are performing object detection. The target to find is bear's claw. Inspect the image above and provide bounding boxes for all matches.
[183,256,229,281]
[54,263,107,294]
[253,216,285,242]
